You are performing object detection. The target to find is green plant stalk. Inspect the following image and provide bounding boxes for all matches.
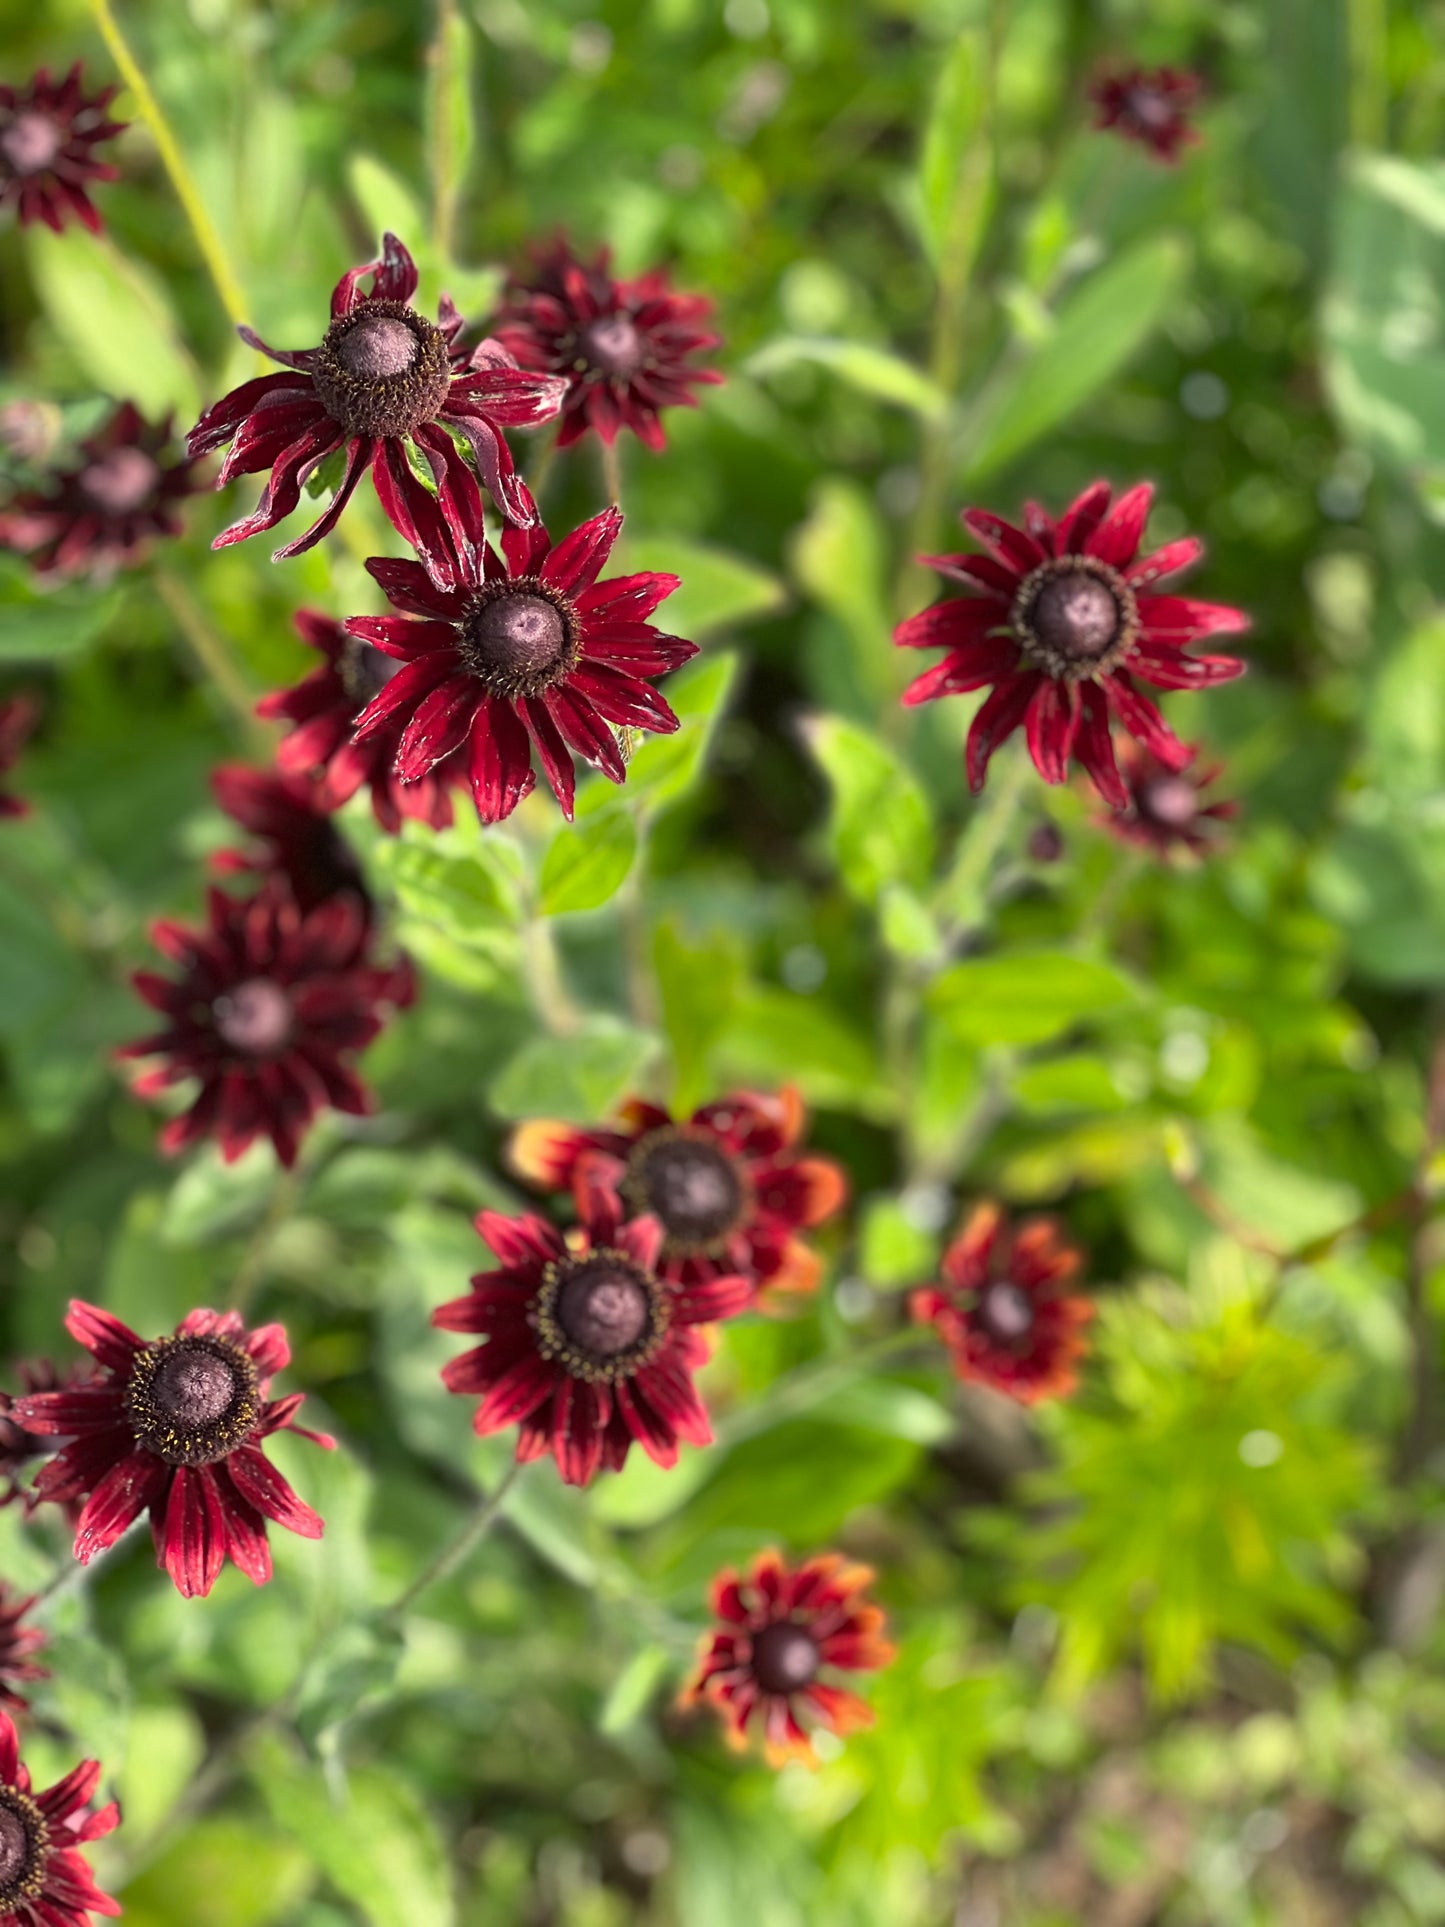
[427,0,467,261]
[86,0,251,334]
[380,1460,523,1624]
[157,568,267,745]
[1347,0,1389,149]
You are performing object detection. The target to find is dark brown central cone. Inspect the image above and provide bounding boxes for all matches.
[1141,774,1199,827]
[556,1261,651,1359]
[975,1281,1036,1345]
[0,112,62,175]
[460,581,576,698]
[0,1789,46,1908]
[336,313,420,380]
[0,1807,30,1891]
[341,637,402,707]
[126,1335,259,1467]
[583,313,644,377]
[311,300,452,439]
[79,446,161,515]
[751,1621,821,1694]
[1030,570,1121,665]
[153,1346,238,1430]
[637,1136,745,1247]
[214,977,293,1056]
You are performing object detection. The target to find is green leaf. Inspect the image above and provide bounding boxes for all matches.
[801,712,935,904]
[582,650,737,812]
[598,1644,672,1736]
[653,919,743,1114]
[161,1142,279,1246]
[0,559,120,662]
[539,807,638,915]
[790,478,897,710]
[347,155,500,319]
[619,536,787,637]
[917,31,989,267]
[748,335,948,420]
[963,235,1189,481]
[859,1195,941,1288]
[717,984,890,1117]
[927,949,1141,1046]
[488,1018,658,1120]
[25,227,200,420]
[119,1817,314,1927]
[370,828,525,942]
[425,5,476,249]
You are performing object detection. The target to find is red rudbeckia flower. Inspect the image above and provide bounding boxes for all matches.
[493,237,723,452]
[14,1303,333,1599]
[0,1362,98,1515]
[345,496,697,822]
[1102,737,1236,859]
[682,1549,894,1767]
[0,1589,46,1716]
[911,1202,1094,1405]
[0,64,125,235]
[0,1707,119,1926]
[0,698,37,821]
[433,1179,751,1488]
[1090,65,1202,163]
[119,879,413,1168]
[257,610,465,834]
[897,481,1247,806]
[187,232,567,560]
[510,1088,847,1300]
[210,764,368,915]
[0,402,203,578]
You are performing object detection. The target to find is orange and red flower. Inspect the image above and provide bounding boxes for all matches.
[0,63,125,234]
[911,1202,1094,1404]
[0,1706,119,1925]
[682,1549,894,1767]
[1090,65,1201,164]
[510,1088,847,1301]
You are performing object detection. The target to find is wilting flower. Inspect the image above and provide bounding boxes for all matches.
[0,403,203,578]
[210,763,368,914]
[897,481,1247,806]
[346,495,696,822]
[257,610,465,834]
[433,1181,751,1487]
[119,879,413,1168]
[911,1202,1094,1404]
[0,63,125,235]
[0,1589,46,1715]
[0,1362,98,1513]
[682,1549,894,1767]
[0,698,37,821]
[493,236,723,452]
[187,232,567,559]
[1090,65,1201,163]
[1102,737,1236,859]
[510,1088,847,1299]
[0,1707,119,1925]
[14,1303,332,1599]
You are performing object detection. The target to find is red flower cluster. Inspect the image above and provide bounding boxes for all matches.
[1103,738,1237,859]
[0,1591,46,1716]
[0,64,124,234]
[1091,65,1202,163]
[210,762,370,916]
[13,1302,333,1599]
[0,1709,118,1927]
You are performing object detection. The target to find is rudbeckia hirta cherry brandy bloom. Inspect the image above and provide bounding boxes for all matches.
[0,1709,119,1927]
[0,64,125,235]
[911,1202,1094,1405]
[0,1589,46,1715]
[346,502,697,822]
[258,610,465,834]
[0,698,36,821]
[433,1191,752,1487]
[683,1549,894,1768]
[187,232,567,558]
[0,403,203,578]
[897,481,1247,806]
[494,236,723,452]
[14,1305,332,1599]
[0,1362,97,1514]
[1090,65,1202,163]
[1103,738,1236,860]
[511,1088,847,1298]
[120,880,413,1168]
[210,763,369,915]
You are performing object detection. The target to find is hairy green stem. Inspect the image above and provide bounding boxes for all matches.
[427,0,467,261]
[601,436,624,509]
[157,569,267,745]
[380,1460,523,1625]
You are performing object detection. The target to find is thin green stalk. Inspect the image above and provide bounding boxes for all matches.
[1348,0,1389,149]
[427,0,469,262]
[85,0,250,332]
[523,915,585,1036]
[380,1460,523,1625]
[156,569,266,744]
[936,743,1032,936]
[528,423,561,507]
[601,436,623,508]
[228,1167,301,1316]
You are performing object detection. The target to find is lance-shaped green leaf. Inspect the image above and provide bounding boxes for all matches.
[619,536,786,637]
[748,335,949,420]
[928,949,1141,1046]
[26,227,201,420]
[800,712,935,904]
[539,806,638,915]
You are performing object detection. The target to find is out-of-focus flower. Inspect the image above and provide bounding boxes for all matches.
[896,481,1247,806]
[1090,65,1202,163]
[0,1361,99,1513]
[682,1548,894,1767]
[346,493,696,823]
[510,1087,846,1300]
[1102,737,1237,859]
[14,1302,333,1599]
[0,64,125,234]
[0,403,203,578]
[494,237,722,451]
[210,763,368,914]
[0,1705,119,1924]
[0,698,37,821]
[187,232,567,559]
[911,1201,1094,1404]
[0,1589,46,1715]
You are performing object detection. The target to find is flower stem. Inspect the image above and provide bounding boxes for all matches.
[156,569,266,744]
[228,1166,301,1316]
[427,0,468,262]
[380,1460,523,1625]
[85,0,251,333]
[524,915,585,1036]
[600,436,624,509]
[935,743,1032,935]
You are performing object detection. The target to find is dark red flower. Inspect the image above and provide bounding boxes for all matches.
[0,402,203,579]
[682,1549,894,1767]
[14,1303,333,1600]
[0,1590,46,1716]
[119,878,413,1168]
[896,481,1248,806]
[345,495,697,823]
[187,232,567,560]
[911,1202,1093,1405]
[0,64,125,235]
[493,236,723,452]
[1101,736,1236,859]
[0,1706,119,1925]
[0,699,37,821]
[210,764,368,915]
[256,610,465,834]
[1090,65,1202,163]
[433,1178,751,1487]
[509,1088,847,1302]
[0,1362,99,1514]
